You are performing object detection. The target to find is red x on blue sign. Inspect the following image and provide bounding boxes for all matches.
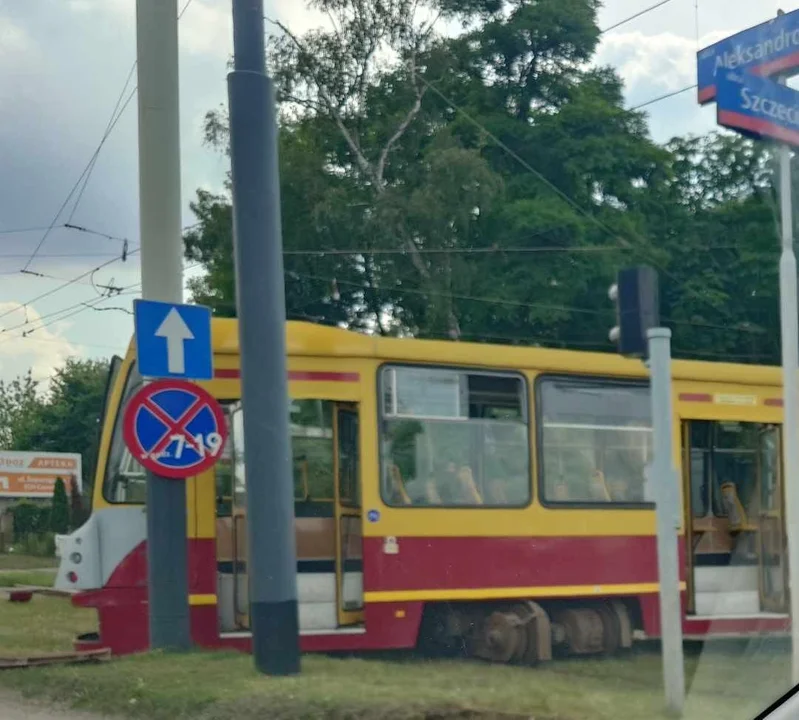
[122,379,228,479]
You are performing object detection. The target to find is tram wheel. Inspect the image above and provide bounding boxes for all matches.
[473,610,522,664]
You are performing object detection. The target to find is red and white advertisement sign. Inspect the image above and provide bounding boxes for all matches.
[0,452,82,498]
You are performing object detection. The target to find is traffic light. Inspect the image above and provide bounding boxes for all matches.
[608,266,660,358]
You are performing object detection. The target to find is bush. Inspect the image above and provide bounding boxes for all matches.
[9,502,51,541]
[50,478,70,535]
[18,532,56,557]
[69,478,87,530]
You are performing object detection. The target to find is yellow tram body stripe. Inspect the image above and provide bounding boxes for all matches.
[363,581,686,604]
[189,594,217,606]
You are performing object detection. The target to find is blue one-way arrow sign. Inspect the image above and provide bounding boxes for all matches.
[133,299,213,380]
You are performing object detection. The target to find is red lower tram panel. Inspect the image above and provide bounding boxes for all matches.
[72,589,423,656]
[70,536,790,657]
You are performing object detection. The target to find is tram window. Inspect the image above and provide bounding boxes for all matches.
[232,407,245,509]
[711,422,759,518]
[291,400,334,501]
[688,421,711,518]
[103,361,146,504]
[231,399,335,504]
[538,378,651,505]
[214,410,235,517]
[379,366,530,508]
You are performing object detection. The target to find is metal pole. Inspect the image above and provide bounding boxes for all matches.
[778,135,799,685]
[228,0,300,675]
[647,328,685,716]
[135,0,190,650]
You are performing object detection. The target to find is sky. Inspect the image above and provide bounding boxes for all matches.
[0,0,796,386]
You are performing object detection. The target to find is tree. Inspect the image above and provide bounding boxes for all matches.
[0,359,110,501]
[656,132,780,363]
[50,478,70,535]
[183,0,787,364]
[0,371,44,450]
[69,478,86,530]
[188,0,660,341]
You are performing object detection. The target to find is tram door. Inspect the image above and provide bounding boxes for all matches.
[681,421,696,614]
[757,426,788,613]
[334,404,364,625]
[681,417,787,617]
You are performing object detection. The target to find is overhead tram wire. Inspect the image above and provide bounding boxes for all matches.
[0,260,201,342]
[281,242,758,257]
[0,254,764,359]
[64,61,138,228]
[1,222,134,248]
[597,1,698,113]
[416,75,656,260]
[20,78,137,273]
[290,272,764,336]
[413,74,742,327]
[178,0,196,19]
[0,0,740,353]
[0,225,64,235]
[629,84,698,110]
[599,0,677,35]
[18,0,197,273]
[0,248,141,323]
[0,295,117,341]
[0,252,122,259]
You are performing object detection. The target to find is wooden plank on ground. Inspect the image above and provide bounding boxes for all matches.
[1,585,75,599]
[0,648,111,669]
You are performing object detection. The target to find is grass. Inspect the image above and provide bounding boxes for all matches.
[0,569,58,588]
[0,596,95,655]
[0,596,793,720]
[0,553,59,571]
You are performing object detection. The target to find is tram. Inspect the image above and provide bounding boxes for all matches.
[55,319,790,661]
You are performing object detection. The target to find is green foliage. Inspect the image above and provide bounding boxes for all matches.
[69,479,86,530]
[184,0,784,365]
[0,358,110,502]
[50,478,69,535]
[17,532,56,558]
[9,502,51,541]
[0,371,43,450]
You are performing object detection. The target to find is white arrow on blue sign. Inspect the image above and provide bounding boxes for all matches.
[133,299,213,380]
[697,8,799,105]
[716,71,799,147]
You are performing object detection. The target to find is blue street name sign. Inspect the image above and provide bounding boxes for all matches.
[697,8,799,105]
[716,71,799,147]
[134,299,213,380]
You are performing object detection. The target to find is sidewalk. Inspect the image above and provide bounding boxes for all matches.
[0,692,116,720]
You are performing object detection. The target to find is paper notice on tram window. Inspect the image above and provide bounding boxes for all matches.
[0,451,82,498]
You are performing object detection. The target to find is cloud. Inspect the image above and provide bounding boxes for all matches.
[66,0,232,59]
[598,31,695,94]
[597,29,733,99]
[594,29,733,143]
[179,1,232,59]
[67,0,128,15]
[0,15,33,58]
[268,0,328,34]
[0,302,81,385]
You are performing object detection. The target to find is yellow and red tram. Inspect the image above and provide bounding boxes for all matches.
[55,320,790,661]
